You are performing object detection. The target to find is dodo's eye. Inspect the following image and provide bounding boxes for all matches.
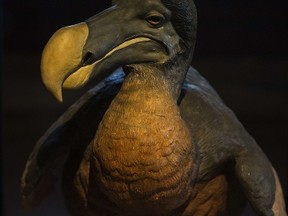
[146,14,165,27]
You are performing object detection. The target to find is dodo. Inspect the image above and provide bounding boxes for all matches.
[21,0,287,215]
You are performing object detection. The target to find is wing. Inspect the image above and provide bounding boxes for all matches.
[20,70,124,210]
[179,67,287,215]
[180,67,242,178]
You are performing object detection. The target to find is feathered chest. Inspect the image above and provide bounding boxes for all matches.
[91,71,196,212]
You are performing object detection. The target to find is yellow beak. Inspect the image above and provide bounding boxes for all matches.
[41,22,96,102]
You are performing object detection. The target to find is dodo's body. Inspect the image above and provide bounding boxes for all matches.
[21,0,286,215]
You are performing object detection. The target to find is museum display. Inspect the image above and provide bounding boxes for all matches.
[21,0,287,215]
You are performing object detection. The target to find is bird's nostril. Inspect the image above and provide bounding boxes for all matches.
[82,52,93,65]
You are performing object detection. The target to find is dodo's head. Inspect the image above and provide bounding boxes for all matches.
[41,0,197,102]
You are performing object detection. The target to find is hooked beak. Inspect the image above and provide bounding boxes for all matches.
[41,3,184,102]
[41,23,89,102]
[41,22,152,102]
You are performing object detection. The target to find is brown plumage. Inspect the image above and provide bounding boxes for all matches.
[21,0,287,215]
[65,67,197,215]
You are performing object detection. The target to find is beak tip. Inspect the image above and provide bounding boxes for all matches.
[55,94,63,103]
[51,87,64,103]
[49,88,64,103]
[40,22,89,103]
[41,73,63,103]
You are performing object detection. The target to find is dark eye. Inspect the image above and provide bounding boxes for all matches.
[146,14,165,27]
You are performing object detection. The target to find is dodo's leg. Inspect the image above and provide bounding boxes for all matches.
[235,148,287,216]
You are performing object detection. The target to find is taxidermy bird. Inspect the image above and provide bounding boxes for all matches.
[21,0,287,215]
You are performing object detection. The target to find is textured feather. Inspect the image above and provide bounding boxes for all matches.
[20,67,211,210]
[21,67,287,215]
[20,70,125,209]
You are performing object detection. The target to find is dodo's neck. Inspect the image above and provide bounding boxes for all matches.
[123,63,189,102]
[92,64,196,213]
[123,65,178,106]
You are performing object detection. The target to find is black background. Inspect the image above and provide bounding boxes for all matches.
[2,0,288,215]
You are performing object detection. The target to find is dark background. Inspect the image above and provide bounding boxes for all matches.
[2,0,288,215]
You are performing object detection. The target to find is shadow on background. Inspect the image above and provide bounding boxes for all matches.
[2,0,288,215]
